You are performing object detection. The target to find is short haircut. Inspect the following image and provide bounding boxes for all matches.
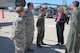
[27,2,33,8]
[40,8,45,11]
[72,1,79,7]
[15,6,24,14]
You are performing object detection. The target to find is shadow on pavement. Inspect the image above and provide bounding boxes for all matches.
[29,44,63,53]
[0,22,12,28]
[45,44,66,49]
[0,36,65,53]
[0,36,15,53]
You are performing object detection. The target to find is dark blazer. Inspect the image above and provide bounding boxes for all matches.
[56,14,67,31]
[55,14,67,23]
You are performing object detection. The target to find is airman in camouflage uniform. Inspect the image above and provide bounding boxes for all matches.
[25,2,34,52]
[36,8,46,48]
[12,6,26,53]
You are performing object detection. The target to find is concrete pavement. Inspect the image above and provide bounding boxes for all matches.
[0,11,70,53]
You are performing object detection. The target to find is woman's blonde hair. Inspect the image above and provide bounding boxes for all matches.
[58,7,64,14]
[15,6,24,14]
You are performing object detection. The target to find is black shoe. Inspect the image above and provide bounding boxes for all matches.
[27,48,34,52]
[55,43,60,46]
[41,42,47,45]
[37,45,42,48]
[59,44,64,47]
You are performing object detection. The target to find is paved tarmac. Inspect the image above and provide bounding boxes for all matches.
[0,11,70,53]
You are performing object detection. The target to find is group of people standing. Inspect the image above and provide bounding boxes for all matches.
[56,1,80,53]
[9,1,80,53]
[10,2,34,53]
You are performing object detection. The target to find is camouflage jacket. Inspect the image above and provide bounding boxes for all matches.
[25,10,34,32]
[12,16,26,38]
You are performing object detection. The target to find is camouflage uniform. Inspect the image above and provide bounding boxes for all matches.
[12,16,26,53]
[25,10,34,51]
[36,13,45,46]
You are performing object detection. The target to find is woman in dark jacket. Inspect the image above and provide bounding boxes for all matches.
[55,7,67,46]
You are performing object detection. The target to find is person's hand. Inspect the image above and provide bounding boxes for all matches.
[56,20,59,22]
[9,36,14,40]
